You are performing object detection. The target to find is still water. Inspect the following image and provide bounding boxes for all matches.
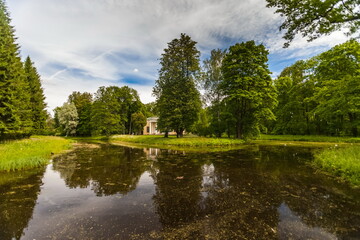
[0,143,359,240]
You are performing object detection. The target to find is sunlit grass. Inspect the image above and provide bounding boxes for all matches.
[110,134,245,146]
[259,134,360,143]
[0,136,72,172]
[314,146,360,186]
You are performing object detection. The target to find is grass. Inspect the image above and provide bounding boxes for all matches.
[258,134,360,143]
[110,134,245,147]
[313,146,360,186]
[0,136,72,172]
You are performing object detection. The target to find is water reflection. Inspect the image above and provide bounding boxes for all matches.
[0,168,45,240]
[0,144,359,239]
[53,144,150,196]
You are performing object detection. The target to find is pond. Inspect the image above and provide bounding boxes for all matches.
[0,143,359,239]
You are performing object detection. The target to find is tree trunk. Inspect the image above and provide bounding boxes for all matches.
[164,131,169,138]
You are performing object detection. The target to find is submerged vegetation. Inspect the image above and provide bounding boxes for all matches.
[314,146,360,186]
[0,136,72,172]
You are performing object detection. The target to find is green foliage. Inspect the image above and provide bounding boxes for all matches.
[273,60,317,135]
[131,112,147,135]
[24,56,47,133]
[266,0,360,47]
[153,33,201,137]
[0,136,72,171]
[68,91,93,136]
[272,40,360,137]
[221,41,277,139]
[55,102,78,136]
[312,39,360,137]
[314,146,360,186]
[144,102,158,117]
[0,1,32,140]
[91,86,144,136]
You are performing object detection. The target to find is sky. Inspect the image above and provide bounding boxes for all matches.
[7,0,350,113]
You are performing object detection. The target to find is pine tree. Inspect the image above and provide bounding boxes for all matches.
[0,0,32,139]
[24,56,47,134]
[153,33,201,137]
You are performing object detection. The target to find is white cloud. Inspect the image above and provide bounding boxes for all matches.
[7,0,351,113]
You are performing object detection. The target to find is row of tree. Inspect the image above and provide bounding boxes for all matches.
[192,39,359,138]
[0,1,47,140]
[54,86,152,136]
[154,34,277,139]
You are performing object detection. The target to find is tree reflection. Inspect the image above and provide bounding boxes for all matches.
[151,150,205,228]
[0,169,45,240]
[53,144,149,196]
[144,146,360,239]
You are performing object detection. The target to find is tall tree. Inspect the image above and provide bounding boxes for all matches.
[312,39,360,136]
[24,56,47,133]
[266,0,360,47]
[221,41,277,139]
[0,0,32,139]
[153,33,201,137]
[273,60,317,135]
[202,49,227,137]
[67,91,92,136]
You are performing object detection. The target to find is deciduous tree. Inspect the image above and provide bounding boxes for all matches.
[221,41,277,139]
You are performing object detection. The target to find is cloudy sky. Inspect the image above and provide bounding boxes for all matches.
[7,0,349,113]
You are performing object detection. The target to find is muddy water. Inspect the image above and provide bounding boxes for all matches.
[0,144,359,239]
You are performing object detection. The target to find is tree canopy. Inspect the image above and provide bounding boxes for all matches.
[266,0,360,47]
[153,33,201,137]
[221,41,277,139]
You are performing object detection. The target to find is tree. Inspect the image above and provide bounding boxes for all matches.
[67,91,92,136]
[131,112,147,135]
[24,56,47,133]
[91,86,144,136]
[312,39,360,136]
[153,33,201,137]
[266,0,360,47]
[202,49,227,137]
[220,41,277,139]
[56,102,78,136]
[272,60,317,135]
[0,0,32,139]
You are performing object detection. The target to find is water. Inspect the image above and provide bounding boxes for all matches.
[0,143,359,239]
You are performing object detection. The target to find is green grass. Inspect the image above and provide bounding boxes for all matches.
[110,134,245,147]
[313,146,360,186]
[258,134,360,143]
[0,136,72,172]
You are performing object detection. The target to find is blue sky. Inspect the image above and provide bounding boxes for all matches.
[7,0,350,113]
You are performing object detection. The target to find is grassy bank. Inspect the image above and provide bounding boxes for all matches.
[258,134,360,143]
[110,135,244,147]
[313,146,360,186]
[0,136,72,172]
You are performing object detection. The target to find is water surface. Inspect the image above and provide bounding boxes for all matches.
[0,143,359,239]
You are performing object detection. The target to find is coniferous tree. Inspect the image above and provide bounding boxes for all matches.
[0,0,32,139]
[24,56,47,134]
[153,33,201,137]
